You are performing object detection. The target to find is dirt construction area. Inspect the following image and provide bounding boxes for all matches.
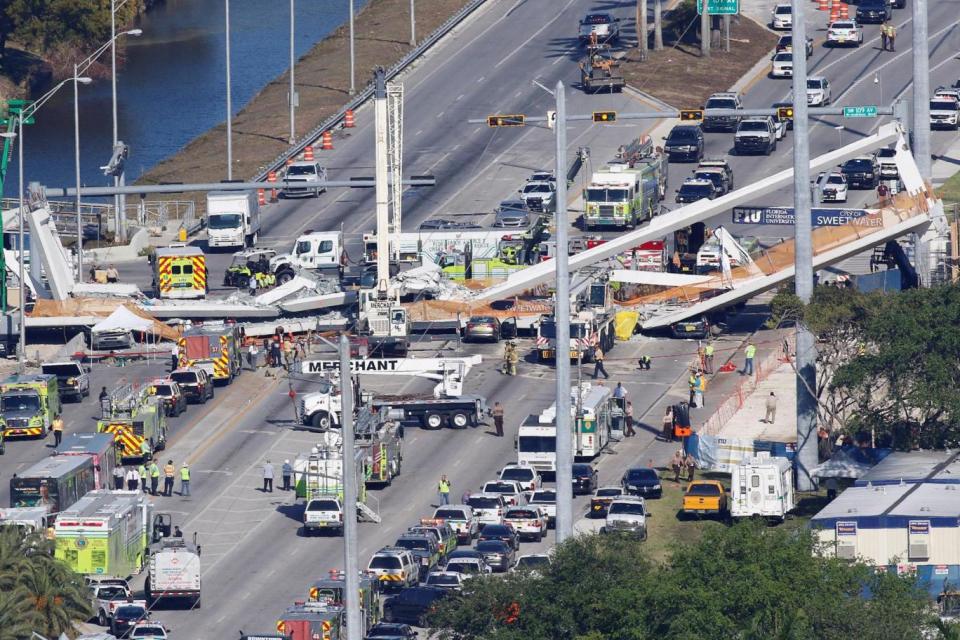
[137,0,473,189]
[620,6,778,108]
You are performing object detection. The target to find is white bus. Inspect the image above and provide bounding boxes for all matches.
[516,384,616,473]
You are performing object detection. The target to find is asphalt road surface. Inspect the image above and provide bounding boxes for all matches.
[7,0,957,635]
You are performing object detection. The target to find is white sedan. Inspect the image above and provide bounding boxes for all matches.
[815,172,849,203]
[807,77,832,106]
[770,52,793,78]
[826,20,864,46]
[771,3,792,29]
[502,506,549,542]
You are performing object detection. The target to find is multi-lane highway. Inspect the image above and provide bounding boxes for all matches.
[4,0,958,636]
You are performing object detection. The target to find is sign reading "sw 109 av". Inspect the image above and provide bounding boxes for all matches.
[732,207,882,228]
[302,355,482,375]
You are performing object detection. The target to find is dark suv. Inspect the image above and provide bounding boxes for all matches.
[382,586,448,626]
[855,0,890,23]
[663,125,705,163]
[621,467,663,499]
[170,367,214,403]
[572,463,599,495]
[841,156,880,189]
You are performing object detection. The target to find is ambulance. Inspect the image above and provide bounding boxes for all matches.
[154,245,207,299]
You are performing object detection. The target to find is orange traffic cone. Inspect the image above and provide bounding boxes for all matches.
[829,3,840,22]
[818,0,829,11]
[267,170,278,202]
[286,157,294,166]
[839,3,849,18]
[257,188,266,206]
[344,109,355,128]
[321,131,333,150]
[304,145,315,161]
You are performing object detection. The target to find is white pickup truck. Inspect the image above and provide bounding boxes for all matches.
[303,497,344,536]
[90,582,143,628]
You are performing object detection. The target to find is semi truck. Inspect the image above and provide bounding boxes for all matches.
[298,376,487,432]
[178,324,243,384]
[146,535,202,608]
[97,384,168,461]
[582,138,667,230]
[206,190,261,249]
[0,373,62,439]
[54,490,162,577]
[153,245,207,299]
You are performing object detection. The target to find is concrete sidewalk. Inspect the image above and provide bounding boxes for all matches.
[716,360,796,442]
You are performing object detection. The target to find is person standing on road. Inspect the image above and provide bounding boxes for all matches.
[247,342,259,371]
[262,460,274,492]
[180,462,191,496]
[138,463,148,493]
[125,467,139,491]
[743,342,757,376]
[149,460,160,496]
[662,406,674,442]
[270,340,282,370]
[113,465,125,490]
[765,392,778,424]
[613,382,627,399]
[692,371,705,409]
[491,402,505,437]
[248,274,258,296]
[99,387,111,418]
[106,264,119,283]
[688,371,698,406]
[885,21,896,52]
[624,401,635,437]
[684,453,698,482]
[671,450,684,482]
[170,342,179,371]
[704,342,715,374]
[438,475,451,505]
[164,460,176,497]
[637,354,651,370]
[592,347,609,379]
[51,415,64,447]
[880,20,889,50]
[282,459,293,491]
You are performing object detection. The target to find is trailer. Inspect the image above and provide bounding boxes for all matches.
[146,535,201,608]
[54,490,161,577]
[730,453,795,521]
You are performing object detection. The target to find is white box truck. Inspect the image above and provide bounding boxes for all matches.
[730,452,795,522]
[206,191,261,250]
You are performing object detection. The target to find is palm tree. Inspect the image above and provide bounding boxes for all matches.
[0,527,33,591]
[0,587,38,640]
[17,559,92,638]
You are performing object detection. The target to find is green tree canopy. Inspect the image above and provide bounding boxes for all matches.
[429,523,934,640]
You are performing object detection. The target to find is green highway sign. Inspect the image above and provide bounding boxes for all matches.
[843,105,879,118]
[696,0,739,14]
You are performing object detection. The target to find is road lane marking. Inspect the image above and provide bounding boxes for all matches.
[493,0,579,69]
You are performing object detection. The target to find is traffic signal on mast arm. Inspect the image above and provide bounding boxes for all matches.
[679,109,704,122]
[592,111,617,123]
[778,106,794,120]
[487,114,525,127]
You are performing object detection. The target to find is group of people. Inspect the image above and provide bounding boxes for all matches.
[112,459,191,497]
[261,460,294,492]
[246,331,306,372]
[89,264,120,284]
[880,20,897,52]
[670,450,698,482]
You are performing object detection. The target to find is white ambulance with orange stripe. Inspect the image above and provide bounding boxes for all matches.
[153,245,207,299]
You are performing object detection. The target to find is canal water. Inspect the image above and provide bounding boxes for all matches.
[3,0,366,198]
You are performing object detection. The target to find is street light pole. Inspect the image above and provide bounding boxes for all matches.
[339,333,361,637]
[790,0,817,492]
[74,63,83,282]
[111,0,120,244]
[225,0,233,180]
[409,0,416,46]
[17,117,25,371]
[554,79,573,543]
[348,0,356,95]
[289,0,296,144]
[911,0,931,180]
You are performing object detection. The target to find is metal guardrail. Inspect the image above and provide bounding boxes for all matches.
[253,0,488,182]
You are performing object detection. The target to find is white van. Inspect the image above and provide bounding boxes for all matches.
[730,452,795,521]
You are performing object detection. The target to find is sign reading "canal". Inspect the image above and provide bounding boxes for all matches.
[732,207,882,228]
